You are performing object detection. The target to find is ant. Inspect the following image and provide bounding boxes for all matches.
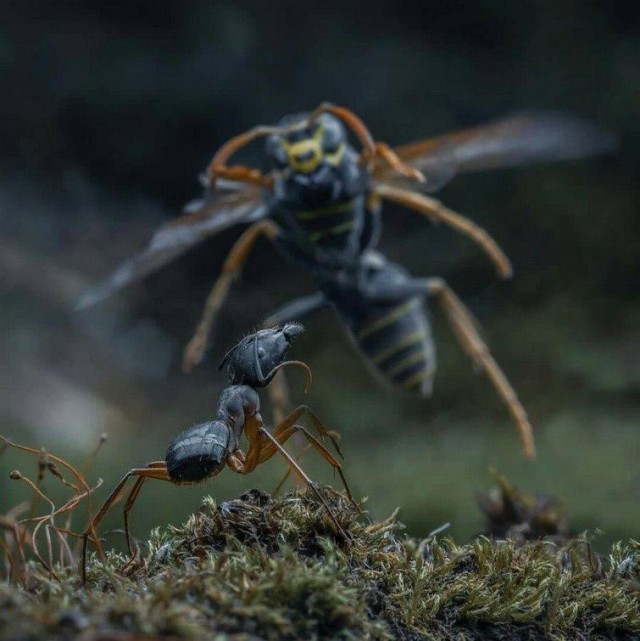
[81,323,356,583]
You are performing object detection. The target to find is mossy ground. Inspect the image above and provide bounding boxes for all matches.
[1,487,638,641]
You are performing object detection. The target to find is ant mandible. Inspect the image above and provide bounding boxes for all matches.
[81,322,355,583]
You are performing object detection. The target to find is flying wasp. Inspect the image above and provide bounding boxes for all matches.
[260,249,537,459]
[78,104,614,459]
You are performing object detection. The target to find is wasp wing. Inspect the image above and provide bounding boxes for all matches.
[76,188,267,309]
[374,111,616,192]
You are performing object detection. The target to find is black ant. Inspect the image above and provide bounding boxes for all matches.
[81,323,355,583]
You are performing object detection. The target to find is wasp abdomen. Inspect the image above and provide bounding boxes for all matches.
[350,297,436,397]
[165,421,230,483]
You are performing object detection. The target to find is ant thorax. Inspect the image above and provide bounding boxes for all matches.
[216,385,260,434]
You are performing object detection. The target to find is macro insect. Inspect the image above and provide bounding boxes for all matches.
[262,250,535,459]
[81,323,355,583]
[78,104,613,457]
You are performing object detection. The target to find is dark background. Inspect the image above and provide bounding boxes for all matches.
[1,0,638,546]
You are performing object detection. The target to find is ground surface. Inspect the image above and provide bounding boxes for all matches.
[1,487,638,641]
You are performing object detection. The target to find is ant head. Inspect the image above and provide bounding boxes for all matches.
[218,323,304,387]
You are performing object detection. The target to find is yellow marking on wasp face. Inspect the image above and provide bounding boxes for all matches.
[279,125,324,173]
[402,367,434,390]
[357,299,420,341]
[276,124,345,173]
[324,142,345,167]
[386,350,428,379]
[295,199,354,221]
[308,220,355,242]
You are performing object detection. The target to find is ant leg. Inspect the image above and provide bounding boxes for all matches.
[256,427,349,539]
[244,406,355,507]
[81,462,169,584]
[244,405,344,472]
[373,183,513,279]
[182,220,280,372]
[263,423,358,510]
[120,463,170,561]
[425,278,535,460]
[267,373,291,426]
[272,442,313,497]
[226,449,246,473]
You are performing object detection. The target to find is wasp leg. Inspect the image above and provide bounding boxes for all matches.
[209,165,272,188]
[263,292,329,423]
[373,183,513,279]
[264,292,328,327]
[309,102,376,157]
[308,103,422,180]
[206,125,281,187]
[425,278,535,460]
[372,142,425,182]
[267,372,291,426]
[182,220,280,372]
[81,461,169,584]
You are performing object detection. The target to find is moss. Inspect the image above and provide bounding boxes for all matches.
[1,487,638,641]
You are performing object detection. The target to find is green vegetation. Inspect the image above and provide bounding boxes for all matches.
[1,486,638,641]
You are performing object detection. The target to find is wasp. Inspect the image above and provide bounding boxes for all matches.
[81,323,355,583]
[78,104,613,459]
[261,249,536,458]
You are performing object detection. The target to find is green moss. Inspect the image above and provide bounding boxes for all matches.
[1,487,638,641]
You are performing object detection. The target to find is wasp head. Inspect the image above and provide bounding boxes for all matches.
[218,323,304,387]
[266,113,350,178]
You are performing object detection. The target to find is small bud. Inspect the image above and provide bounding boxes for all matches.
[47,462,64,479]
[9,470,22,480]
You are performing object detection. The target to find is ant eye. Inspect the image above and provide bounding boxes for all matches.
[257,347,266,358]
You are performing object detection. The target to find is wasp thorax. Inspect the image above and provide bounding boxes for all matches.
[219,323,304,387]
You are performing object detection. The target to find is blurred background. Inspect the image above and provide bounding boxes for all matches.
[1,0,638,549]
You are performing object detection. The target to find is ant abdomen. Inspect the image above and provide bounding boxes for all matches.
[165,421,230,483]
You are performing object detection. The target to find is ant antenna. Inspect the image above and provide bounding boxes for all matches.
[265,360,313,394]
